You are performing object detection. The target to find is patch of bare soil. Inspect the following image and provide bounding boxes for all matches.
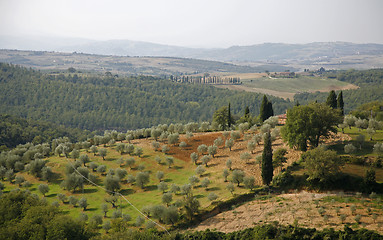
[215,85,295,100]
[215,83,358,100]
[133,130,351,187]
[134,130,301,186]
[316,83,359,93]
[191,191,383,234]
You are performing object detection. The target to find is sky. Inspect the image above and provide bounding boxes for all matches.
[1,0,383,48]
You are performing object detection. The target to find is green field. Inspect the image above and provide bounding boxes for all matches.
[0,137,249,227]
[242,75,352,93]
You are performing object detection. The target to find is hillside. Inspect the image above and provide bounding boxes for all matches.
[0,122,382,236]
[0,49,291,76]
[294,69,383,113]
[0,114,94,150]
[2,36,383,69]
[0,63,292,131]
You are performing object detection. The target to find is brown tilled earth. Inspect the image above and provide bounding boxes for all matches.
[135,130,302,186]
[191,191,383,234]
[135,130,351,187]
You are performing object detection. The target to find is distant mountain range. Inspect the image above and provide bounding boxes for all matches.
[1,36,383,62]
[1,36,383,70]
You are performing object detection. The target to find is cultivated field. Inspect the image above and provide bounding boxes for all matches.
[216,74,358,100]
[192,191,383,234]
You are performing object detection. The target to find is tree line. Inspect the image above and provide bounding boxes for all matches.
[170,75,241,85]
[0,114,95,151]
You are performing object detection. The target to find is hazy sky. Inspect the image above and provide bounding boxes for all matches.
[1,0,382,48]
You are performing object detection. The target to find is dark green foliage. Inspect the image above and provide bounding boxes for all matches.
[98,223,383,239]
[273,148,287,171]
[0,114,92,150]
[352,100,383,120]
[326,90,337,109]
[213,106,230,130]
[364,168,377,193]
[0,190,92,240]
[281,103,342,151]
[302,147,344,188]
[337,91,344,115]
[227,103,234,128]
[259,95,274,122]
[104,175,121,194]
[0,63,291,131]
[261,131,273,185]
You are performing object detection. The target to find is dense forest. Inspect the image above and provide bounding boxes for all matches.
[0,114,94,150]
[0,63,292,131]
[294,69,383,113]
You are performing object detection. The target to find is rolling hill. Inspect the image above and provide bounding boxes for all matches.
[2,35,383,70]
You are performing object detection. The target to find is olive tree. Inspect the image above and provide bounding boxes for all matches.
[201,155,211,167]
[344,143,357,154]
[302,147,344,184]
[208,145,218,158]
[231,170,245,186]
[190,152,199,165]
[98,148,107,160]
[136,172,150,189]
[225,139,234,151]
[240,152,252,164]
[197,144,208,155]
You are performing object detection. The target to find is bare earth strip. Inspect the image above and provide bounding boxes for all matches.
[317,83,359,92]
[214,85,296,100]
[191,191,383,234]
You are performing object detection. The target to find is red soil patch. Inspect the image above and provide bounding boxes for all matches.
[169,132,223,162]
[134,130,351,186]
[135,130,302,186]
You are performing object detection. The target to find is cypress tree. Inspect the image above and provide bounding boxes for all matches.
[267,101,274,118]
[326,90,337,109]
[244,106,250,116]
[260,95,273,122]
[243,106,250,122]
[260,95,268,122]
[261,131,273,185]
[337,91,344,115]
[228,103,233,128]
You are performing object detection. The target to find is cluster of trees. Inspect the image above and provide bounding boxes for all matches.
[326,90,344,114]
[0,63,291,131]
[212,95,275,131]
[0,114,93,151]
[4,190,381,240]
[0,140,54,188]
[0,190,94,239]
[350,101,383,121]
[170,74,241,85]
